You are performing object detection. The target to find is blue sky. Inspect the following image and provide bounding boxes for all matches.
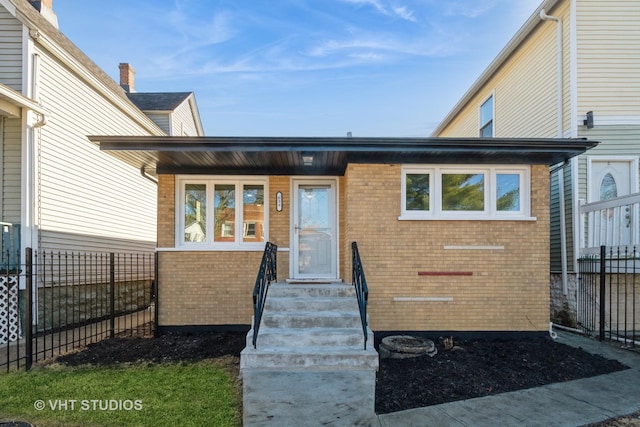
[53,0,541,137]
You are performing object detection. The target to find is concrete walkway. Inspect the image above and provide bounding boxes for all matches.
[243,332,640,426]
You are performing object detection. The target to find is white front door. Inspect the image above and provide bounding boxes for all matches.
[292,179,338,279]
[589,158,638,246]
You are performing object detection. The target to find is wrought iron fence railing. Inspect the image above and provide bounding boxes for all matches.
[252,242,277,348]
[1,248,156,372]
[577,245,639,348]
[351,242,369,350]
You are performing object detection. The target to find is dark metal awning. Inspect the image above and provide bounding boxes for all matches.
[88,135,598,176]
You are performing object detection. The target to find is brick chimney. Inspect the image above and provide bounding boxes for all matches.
[119,63,136,93]
[29,0,59,28]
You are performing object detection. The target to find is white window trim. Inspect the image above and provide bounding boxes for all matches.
[399,165,534,221]
[175,175,269,250]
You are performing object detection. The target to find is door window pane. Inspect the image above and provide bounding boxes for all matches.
[442,173,484,211]
[214,184,235,242]
[600,173,618,201]
[406,174,430,211]
[243,184,264,242]
[184,184,206,242]
[497,174,520,211]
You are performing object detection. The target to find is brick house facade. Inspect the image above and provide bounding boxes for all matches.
[92,135,595,338]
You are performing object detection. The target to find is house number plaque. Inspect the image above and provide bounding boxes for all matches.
[276,191,283,212]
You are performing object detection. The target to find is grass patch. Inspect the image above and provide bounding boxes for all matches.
[0,361,240,427]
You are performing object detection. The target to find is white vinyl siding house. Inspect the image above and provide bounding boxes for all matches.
[172,96,202,136]
[576,1,640,119]
[432,0,640,327]
[0,7,22,91]
[1,117,22,223]
[0,0,204,255]
[145,113,171,135]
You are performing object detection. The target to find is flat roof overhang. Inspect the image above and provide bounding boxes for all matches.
[88,135,598,176]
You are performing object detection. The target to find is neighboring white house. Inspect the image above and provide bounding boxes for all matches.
[0,0,204,258]
[431,0,640,326]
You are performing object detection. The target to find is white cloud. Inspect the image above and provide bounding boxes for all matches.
[339,0,417,22]
[392,6,416,22]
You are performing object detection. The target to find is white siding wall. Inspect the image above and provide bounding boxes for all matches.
[0,6,23,91]
[172,99,199,136]
[576,125,640,201]
[437,1,569,138]
[35,47,157,253]
[577,0,640,118]
[146,112,171,135]
[1,117,22,223]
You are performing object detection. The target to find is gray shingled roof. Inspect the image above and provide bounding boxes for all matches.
[126,92,192,111]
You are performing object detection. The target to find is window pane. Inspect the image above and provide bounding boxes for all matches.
[480,121,493,137]
[480,96,493,137]
[442,173,484,211]
[480,96,493,125]
[184,184,206,242]
[406,174,430,211]
[214,184,235,242]
[243,184,264,242]
[497,174,520,211]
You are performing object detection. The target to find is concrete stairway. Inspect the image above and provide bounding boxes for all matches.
[240,282,378,371]
[240,282,379,426]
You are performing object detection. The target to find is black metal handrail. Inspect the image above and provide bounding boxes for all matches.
[351,242,369,350]
[252,242,277,348]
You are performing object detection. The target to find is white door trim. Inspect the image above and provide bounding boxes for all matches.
[290,177,339,280]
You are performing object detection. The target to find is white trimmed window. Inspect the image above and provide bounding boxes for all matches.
[400,165,532,220]
[479,95,494,137]
[177,177,268,249]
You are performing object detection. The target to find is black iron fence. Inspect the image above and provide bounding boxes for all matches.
[1,248,156,372]
[577,245,639,348]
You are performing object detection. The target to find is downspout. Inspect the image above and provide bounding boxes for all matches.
[540,9,563,137]
[140,166,158,185]
[541,9,568,295]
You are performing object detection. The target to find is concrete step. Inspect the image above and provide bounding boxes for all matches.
[268,283,355,298]
[261,311,363,329]
[240,345,379,371]
[264,296,358,312]
[246,327,373,348]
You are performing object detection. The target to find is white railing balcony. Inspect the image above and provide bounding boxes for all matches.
[580,192,640,255]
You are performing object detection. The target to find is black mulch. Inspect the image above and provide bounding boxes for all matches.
[52,332,629,415]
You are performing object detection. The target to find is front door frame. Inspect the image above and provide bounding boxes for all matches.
[290,177,339,280]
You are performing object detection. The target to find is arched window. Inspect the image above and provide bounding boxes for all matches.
[600,173,618,201]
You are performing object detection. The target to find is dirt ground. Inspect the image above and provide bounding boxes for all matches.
[53,332,632,424]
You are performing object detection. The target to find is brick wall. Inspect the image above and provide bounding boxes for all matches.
[157,167,550,333]
[156,175,289,327]
[342,164,550,332]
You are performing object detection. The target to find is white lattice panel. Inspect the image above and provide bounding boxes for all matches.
[0,275,20,344]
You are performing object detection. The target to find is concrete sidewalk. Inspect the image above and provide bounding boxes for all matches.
[377,332,640,427]
[243,332,640,426]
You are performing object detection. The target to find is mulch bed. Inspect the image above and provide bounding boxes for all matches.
[52,332,629,415]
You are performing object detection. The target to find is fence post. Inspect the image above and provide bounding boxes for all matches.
[153,251,159,338]
[25,247,33,370]
[109,253,115,339]
[599,245,606,341]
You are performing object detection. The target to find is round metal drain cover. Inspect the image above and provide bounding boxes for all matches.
[379,335,437,359]
[0,422,33,427]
